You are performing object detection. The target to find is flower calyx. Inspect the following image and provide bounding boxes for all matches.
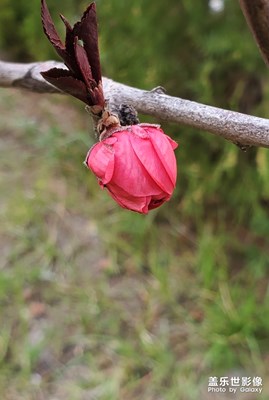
[97,109,121,140]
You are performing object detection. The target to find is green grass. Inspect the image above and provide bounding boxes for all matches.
[0,88,268,400]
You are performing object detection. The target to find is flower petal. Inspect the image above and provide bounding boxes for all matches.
[129,126,176,194]
[86,142,115,185]
[106,183,151,214]
[143,126,178,186]
[110,131,162,196]
[148,193,171,210]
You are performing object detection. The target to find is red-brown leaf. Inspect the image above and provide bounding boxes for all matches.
[41,0,66,59]
[41,0,104,109]
[73,3,102,83]
[59,14,82,77]
[89,84,105,108]
[41,68,89,104]
[74,37,94,88]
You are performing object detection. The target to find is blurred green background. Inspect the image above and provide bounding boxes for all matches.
[0,0,269,399]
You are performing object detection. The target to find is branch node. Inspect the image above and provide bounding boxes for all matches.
[150,86,167,94]
[234,142,253,152]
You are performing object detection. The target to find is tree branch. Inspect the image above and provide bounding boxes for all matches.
[1,60,269,148]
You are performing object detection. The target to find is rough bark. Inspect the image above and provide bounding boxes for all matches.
[1,60,269,148]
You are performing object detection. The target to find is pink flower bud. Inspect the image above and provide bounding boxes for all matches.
[85,124,178,214]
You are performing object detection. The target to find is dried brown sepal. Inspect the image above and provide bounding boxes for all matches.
[41,0,105,109]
